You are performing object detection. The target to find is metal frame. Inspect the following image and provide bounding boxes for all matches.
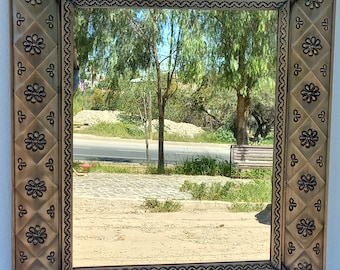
[11,0,334,269]
[64,2,288,268]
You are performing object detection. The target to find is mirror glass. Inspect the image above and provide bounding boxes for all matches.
[71,7,277,267]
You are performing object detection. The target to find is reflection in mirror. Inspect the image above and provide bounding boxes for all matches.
[72,8,277,267]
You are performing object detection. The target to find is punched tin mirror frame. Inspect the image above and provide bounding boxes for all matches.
[11,0,335,269]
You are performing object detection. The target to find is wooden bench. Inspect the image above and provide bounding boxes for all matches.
[230,145,273,175]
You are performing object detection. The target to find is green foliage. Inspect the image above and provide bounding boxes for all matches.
[73,89,93,115]
[74,8,277,149]
[236,168,272,179]
[73,92,85,116]
[74,88,121,115]
[76,122,145,139]
[73,162,131,173]
[142,198,182,212]
[180,180,234,200]
[260,131,274,145]
[145,165,176,175]
[74,121,239,144]
[89,89,106,110]
[230,202,267,212]
[180,177,271,205]
[175,157,231,176]
[214,127,236,143]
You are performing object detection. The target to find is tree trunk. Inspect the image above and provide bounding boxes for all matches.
[158,101,165,174]
[236,93,250,145]
[142,95,150,165]
[151,44,166,174]
[148,89,153,140]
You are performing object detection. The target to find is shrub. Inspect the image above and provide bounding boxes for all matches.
[142,198,182,212]
[180,180,235,200]
[175,156,231,176]
[214,127,236,143]
[180,177,272,211]
[90,89,106,110]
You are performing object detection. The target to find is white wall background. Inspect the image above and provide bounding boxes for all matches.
[0,0,12,269]
[0,1,339,269]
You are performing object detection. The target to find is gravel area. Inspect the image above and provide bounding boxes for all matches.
[74,110,121,125]
[74,110,204,137]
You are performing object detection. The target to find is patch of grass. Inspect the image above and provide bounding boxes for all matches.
[142,198,182,212]
[180,180,235,200]
[145,165,176,175]
[229,202,267,212]
[180,176,272,212]
[73,161,147,174]
[226,178,272,203]
[236,168,272,179]
[73,89,95,115]
[175,157,231,176]
[260,131,274,145]
[76,122,145,139]
[74,121,238,144]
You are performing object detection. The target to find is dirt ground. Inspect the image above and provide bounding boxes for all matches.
[73,197,271,267]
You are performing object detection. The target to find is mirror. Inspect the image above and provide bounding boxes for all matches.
[11,0,334,269]
[71,7,276,268]
[64,0,288,269]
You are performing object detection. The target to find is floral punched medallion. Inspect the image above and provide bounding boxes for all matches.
[25,0,42,6]
[305,0,324,9]
[23,34,45,55]
[296,218,316,237]
[25,178,47,198]
[301,83,320,103]
[24,83,46,103]
[302,36,322,56]
[26,225,47,245]
[299,129,319,148]
[294,262,313,270]
[24,131,46,152]
[298,174,317,193]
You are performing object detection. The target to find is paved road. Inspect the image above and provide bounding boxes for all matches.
[73,134,230,164]
[73,172,233,200]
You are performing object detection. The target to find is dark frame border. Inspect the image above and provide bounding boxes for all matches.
[61,1,289,269]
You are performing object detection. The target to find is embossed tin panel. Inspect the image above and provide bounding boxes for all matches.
[11,0,335,269]
[12,0,60,269]
[284,1,334,269]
